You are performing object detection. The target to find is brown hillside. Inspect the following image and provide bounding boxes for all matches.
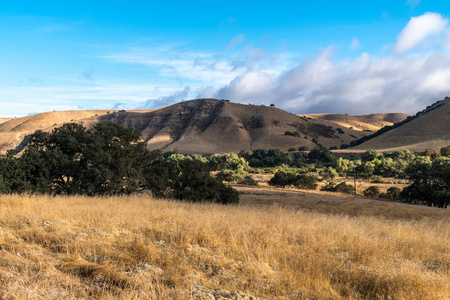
[0,118,12,124]
[355,97,450,151]
[94,99,368,154]
[0,110,113,153]
[304,113,409,132]
[0,99,377,155]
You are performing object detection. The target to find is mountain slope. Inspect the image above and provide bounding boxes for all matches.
[94,99,369,154]
[355,97,450,151]
[0,99,373,155]
[0,110,113,153]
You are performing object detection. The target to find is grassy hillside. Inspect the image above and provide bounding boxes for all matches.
[97,99,368,154]
[0,99,376,155]
[354,97,450,151]
[305,113,408,132]
[0,194,448,299]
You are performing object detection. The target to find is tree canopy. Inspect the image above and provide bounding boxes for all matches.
[0,123,239,204]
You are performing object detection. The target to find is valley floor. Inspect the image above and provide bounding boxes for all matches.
[0,194,448,299]
[236,185,449,219]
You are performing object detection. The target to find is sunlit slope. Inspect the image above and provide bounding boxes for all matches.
[0,99,392,155]
[0,110,117,153]
[355,97,450,151]
[305,113,408,132]
[96,99,369,154]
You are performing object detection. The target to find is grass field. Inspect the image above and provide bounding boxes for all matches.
[0,194,449,299]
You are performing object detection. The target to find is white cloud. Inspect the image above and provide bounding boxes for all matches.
[139,86,191,109]
[212,50,450,115]
[7,12,450,118]
[215,69,275,101]
[227,34,245,49]
[0,84,186,117]
[394,12,448,53]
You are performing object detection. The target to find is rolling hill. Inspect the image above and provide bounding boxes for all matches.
[0,99,380,155]
[355,97,450,151]
[93,99,369,154]
[304,113,408,132]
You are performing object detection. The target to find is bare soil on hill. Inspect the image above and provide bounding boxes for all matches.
[305,113,408,132]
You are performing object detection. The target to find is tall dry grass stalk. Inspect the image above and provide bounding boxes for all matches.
[0,194,448,299]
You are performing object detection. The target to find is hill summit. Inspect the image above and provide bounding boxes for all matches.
[0,98,407,154]
[94,99,368,153]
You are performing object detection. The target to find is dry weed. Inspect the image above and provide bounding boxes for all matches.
[0,194,448,299]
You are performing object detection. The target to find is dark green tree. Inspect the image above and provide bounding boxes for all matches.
[401,157,449,208]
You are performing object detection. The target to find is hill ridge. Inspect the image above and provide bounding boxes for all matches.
[354,97,450,151]
[0,98,409,154]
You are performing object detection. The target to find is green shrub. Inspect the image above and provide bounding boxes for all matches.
[320,167,338,180]
[238,176,258,186]
[441,145,450,156]
[369,175,385,183]
[215,169,248,183]
[387,187,401,200]
[293,174,318,190]
[269,171,317,190]
[363,186,380,197]
[334,182,354,194]
[321,182,354,194]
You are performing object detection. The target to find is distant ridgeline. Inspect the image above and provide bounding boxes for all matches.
[341,98,447,149]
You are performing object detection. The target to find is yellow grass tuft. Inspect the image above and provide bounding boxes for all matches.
[0,194,448,299]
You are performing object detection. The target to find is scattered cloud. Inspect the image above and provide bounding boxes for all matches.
[394,12,448,53]
[140,86,191,109]
[349,37,360,50]
[227,34,245,49]
[406,0,421,8]
[6,12,450,117]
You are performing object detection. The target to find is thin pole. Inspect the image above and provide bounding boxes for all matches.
[353,165,357,198]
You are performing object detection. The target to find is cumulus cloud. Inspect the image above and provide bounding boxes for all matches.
[215,69,275,101]
[212,49,450,115]
[140,86,191,109]
[394,12,448,53]
[15,12,450,117]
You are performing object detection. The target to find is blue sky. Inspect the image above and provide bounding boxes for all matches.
[1,0,450,117]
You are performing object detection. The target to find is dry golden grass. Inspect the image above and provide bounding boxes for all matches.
[0,194,448,299]
[237,186,450,220]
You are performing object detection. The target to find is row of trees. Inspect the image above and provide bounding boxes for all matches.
[240,148,449,208]
[152,146,449,208]
[0,123,238,204]
[0,122,448,208]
